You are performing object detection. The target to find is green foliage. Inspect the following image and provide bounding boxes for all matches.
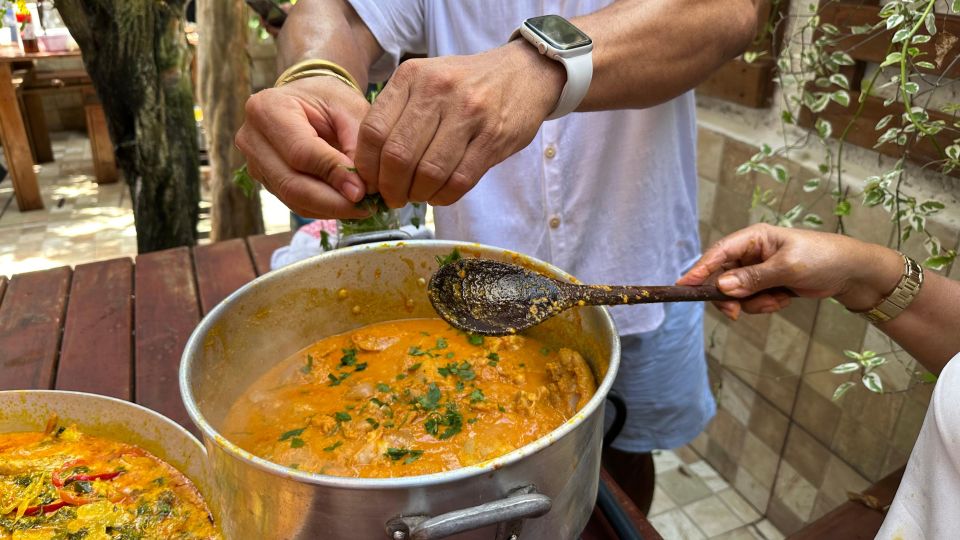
[744,0,956,275]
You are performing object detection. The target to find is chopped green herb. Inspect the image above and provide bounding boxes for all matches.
[340,348,358,367]
[403,451,424,465]
[435,338,448,350]
[354,362,368,372]
[396,373,407,381]
[539,347,551,356]
[385,447,420,461]
[408,362,422,372]
[420,331,431,336]
[519,363,525,368]
[487,352,500,366]
[290,437,306,448]
[455,381,464,392]
[300,354,314,374]
[435,248,462,267]
[334,412,352,423]
[408,346,433,357]
[438,361,476,381]
[467,334,484,346]
[425,404,463,440]
[327,372,351,386]
[370,397,386,407]
[376,383,391,393]
[383,421,395,428]
[323,441,343,452]
[279,427,306,441]
[469,389,485,403]
[365,418,380,429]
[498,405,506,413]
[445,351,456,359]
[414,383,442,411]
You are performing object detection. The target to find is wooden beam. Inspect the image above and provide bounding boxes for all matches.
[192,238,257,314]
[0,267,71,390]
[57,258,134,400]
[0,62,43,211]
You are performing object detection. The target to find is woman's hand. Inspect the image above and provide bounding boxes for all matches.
[677,224,904,320]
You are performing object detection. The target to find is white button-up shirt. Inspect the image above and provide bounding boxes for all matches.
[349,0,700,334]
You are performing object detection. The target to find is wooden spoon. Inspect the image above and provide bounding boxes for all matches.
[428,258,740,336]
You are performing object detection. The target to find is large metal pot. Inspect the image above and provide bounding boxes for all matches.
[180,241,620,540]
[0,390,221,524]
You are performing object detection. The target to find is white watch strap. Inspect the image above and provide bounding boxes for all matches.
[546,52,592,120]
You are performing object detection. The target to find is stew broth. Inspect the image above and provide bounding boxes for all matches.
[224,318,596,478]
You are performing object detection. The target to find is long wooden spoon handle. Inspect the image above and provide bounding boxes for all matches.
[572,284,735,305]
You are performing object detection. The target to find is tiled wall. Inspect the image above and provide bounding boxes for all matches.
[692,126,958,534]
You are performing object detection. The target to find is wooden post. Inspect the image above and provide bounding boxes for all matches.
[0,61,43,211]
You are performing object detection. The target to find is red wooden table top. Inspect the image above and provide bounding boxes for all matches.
[0,232,661,540]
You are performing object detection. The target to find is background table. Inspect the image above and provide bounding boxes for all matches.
[0,232,661,539]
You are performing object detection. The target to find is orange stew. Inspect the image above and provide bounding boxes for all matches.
[224,318,596,478]
[0,420,219,539]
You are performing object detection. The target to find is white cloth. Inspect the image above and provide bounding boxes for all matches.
[877,352,960,540]
[347,0,700,335]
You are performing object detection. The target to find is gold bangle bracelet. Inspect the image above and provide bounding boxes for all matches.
[275,59,363,94]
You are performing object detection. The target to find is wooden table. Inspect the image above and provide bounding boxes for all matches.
[0,49,86,211]
[0,232,661,539]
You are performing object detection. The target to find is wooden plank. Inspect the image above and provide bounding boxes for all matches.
[84,89,119,184]
[698,59,777,108]
[820,4,960,78]
[0,267,71,390]
[0,61,43,211]
[0,276,7,306]
[134,247,200,432]
[193,238,257,314]
[790,466,904,539]
[246,231,293,276]
[798,89,957,175]
[56,258,133,400]
[21,93,53,163]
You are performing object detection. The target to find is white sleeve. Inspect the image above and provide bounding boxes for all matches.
[346,0,427,83]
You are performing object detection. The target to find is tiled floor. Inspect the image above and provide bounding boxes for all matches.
[650,446,786,540]
[0,131,291,277]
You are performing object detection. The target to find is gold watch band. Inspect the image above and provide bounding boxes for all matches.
[275,59,363,95]
[852,253,924,324]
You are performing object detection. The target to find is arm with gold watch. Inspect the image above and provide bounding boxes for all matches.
[677,223,960,375]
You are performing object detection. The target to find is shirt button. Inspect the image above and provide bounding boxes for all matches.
[549,216,561,229]
[544,145,556,159]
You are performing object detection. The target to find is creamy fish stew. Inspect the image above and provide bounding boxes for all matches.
[0,420,219,539]
[224,318,596,478]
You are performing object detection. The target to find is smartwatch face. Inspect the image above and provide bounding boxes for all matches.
[525,15,592,50]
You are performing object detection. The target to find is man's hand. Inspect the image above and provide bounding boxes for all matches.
[677,224,904,320]
[235,76,372,219]
[353,40,565,208]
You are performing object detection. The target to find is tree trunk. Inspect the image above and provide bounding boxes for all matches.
[57,0,199,252]
[198,0,264,241]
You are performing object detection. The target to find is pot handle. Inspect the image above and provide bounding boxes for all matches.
[385,486,552,540]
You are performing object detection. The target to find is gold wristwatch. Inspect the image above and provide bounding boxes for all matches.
[853,253,923,324]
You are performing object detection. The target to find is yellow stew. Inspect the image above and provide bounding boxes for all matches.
[0,420,219,539]
[224,318,596,478]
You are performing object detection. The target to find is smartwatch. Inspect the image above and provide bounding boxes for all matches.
[510,15,593,121]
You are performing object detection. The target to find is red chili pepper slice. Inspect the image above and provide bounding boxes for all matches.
[21,500,69,517]
[51,459,84,488]
[69,471,121,483]
[56,488,96,507]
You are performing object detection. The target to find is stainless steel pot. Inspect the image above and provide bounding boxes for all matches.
[180,241,620,540]
[0,390,221,524]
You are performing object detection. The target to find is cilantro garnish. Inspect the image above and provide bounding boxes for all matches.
[467,334,484,346]
[300,354,314,374]
[425,404,463,440]
[328,372,351,386]
[435,338,448,349]
[438,361,476,381]
[354,362,368,372]
[487,352,499,366]
[376,383,391,393]
[334,411,352,423]
[435,248,462,267]
[469,389,485,403]
[290,437,306,448]
[340,348,358,367]
[414,383,442,411]
[408,362,422,372]
[384,447,424,464]
[323,441,343,452]
[365,418,380,429]
[279,427,306,441]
